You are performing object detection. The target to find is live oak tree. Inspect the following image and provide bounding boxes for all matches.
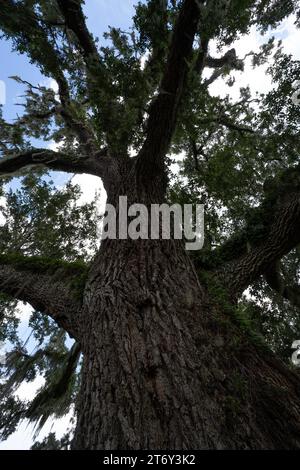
[1,0,300,450]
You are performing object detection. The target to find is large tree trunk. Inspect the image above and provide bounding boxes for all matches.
[72,175,300,450]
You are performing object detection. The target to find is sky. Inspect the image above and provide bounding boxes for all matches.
[0,0,300,450]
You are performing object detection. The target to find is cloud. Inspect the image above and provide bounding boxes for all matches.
[71,173,106,210]
[16,375,45,401]
[16,302,33,324]
[47,140,62,152]
[206,15,300,101]
[40,78,59,96]
[279,14,300,59]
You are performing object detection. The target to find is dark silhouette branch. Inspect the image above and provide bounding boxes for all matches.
[203,49,244,87]
[205,49,242,69]
[56,0,127,153]
[0,148,97,177]
[198,115,255,134]
[57,0,100,62]
[217,118,255,134]
[0,148,114,186]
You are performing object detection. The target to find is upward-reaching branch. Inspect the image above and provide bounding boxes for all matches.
[56,0,100,61]
[137,0,202,179]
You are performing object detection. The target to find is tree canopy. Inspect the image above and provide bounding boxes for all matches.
[0,0,300,448]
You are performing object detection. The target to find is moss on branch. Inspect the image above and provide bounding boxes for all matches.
[0,253,89,301]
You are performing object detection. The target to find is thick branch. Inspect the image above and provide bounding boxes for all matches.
[56,0,126,153]
[217,118,255,134]
[218,190,300,299]
[0,148,113,182]
[56,0,100,61]
[137,0,202,179]
[0,254,86,339]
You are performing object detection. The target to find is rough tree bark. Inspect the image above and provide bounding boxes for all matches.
[67,161,300,450]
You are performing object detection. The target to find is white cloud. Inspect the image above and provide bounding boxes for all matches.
[16,376,45,401]
[71,173,106,211]
[271,14,300,60]
[15,302,33,323]
[47,140,63,152]
[206,15,300,101]
[41,78,59,96]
